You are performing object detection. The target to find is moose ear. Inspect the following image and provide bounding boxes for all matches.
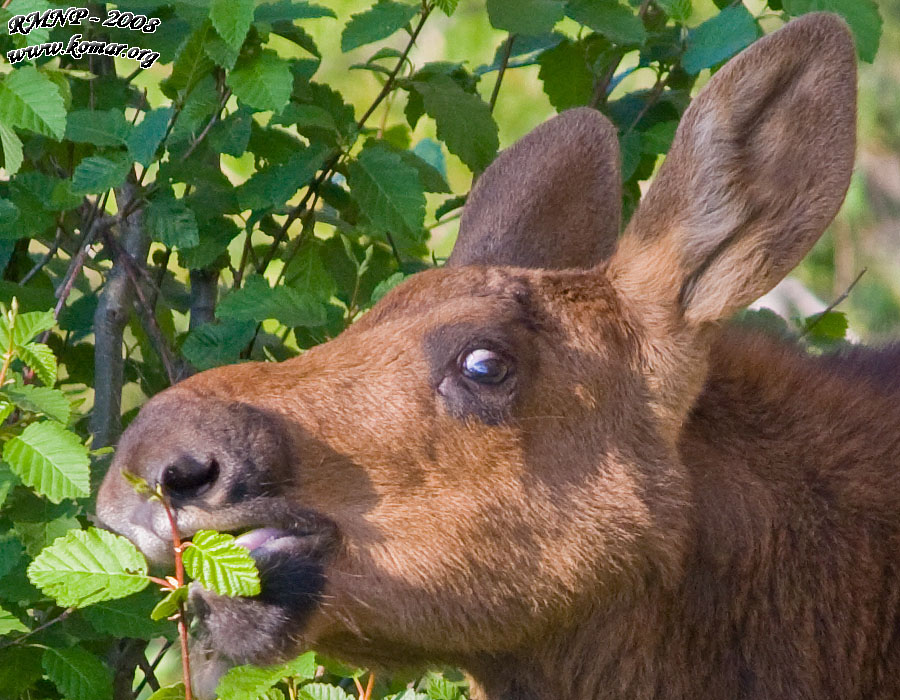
[609,13,856,326]
[447,107,621,270]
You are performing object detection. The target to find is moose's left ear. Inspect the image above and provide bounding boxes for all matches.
[609,13,856,326]
[447,107,621,270]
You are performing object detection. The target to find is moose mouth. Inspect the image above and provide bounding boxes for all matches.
[188,520,338,668]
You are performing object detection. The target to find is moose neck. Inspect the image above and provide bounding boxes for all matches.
[463,583,682,700]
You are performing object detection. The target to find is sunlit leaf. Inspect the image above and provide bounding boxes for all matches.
[150,585,188,621]
[147,684,186,700]
[0,66,66,139]
[27,527,149,607]
[3,384,69,423]
[16,342,57,387]
[3,422,89,503]
[183,530,260,597]
[0,605,27,635]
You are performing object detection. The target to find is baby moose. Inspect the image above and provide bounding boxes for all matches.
[99,13,900,700]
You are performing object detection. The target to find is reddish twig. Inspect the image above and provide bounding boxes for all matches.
[158,493,193,700]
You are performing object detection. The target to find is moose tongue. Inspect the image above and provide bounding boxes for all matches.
[234,528,289,552]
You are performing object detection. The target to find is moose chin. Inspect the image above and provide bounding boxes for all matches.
[98,13,900,700]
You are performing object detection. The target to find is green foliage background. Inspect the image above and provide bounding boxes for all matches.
[0,0,898,698]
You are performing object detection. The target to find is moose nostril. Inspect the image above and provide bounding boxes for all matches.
[160,456,219,500]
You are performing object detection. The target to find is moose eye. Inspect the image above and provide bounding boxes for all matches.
[459,348,510,384]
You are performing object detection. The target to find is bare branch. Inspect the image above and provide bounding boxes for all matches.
[102,229,183,386]
[589,0,652,108]
[489,35,516,113]
[189,268,219,329]
[91,183,150,449]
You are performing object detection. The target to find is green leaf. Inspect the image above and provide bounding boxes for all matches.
[3,384,69,423]
[237,143,329,211]
[619,129,642,181]
[211,0,254,50]
[6,0,51,47]
[150,585,188,621]
[348,145,426,244]
[147,684,186,700]
[537,39,594,111]
[0,647,43,697]
[0,66,66,139]
[0,532,24,578]
[284,239,336,301]
[386,692,429,700]
[65,110,129,147]
[682,4,758,75]
[803,310,849,343]
[641,120,677,154]
[217,275,328,327]
[0,400,13,426]
[370,271,407,306]
[656,0,692,21]
[227,50,293,113]
[27,528,149,607]
[274,103,337,132]
[284,651,317,680]
[204,30,241,70]
[128,107,174,168]
[298,683,353,700]
[425,677,463,700]
[486,0,565,35]
[0,122,24,176]
[71,155,131,195]
[16,342,57,387]
[254,0,336,23]
[42,647,113,700]
[216,662,296,700]
[399,149,450,193]
[82,589,172,639]
[782,0,881,63]
[213,659,314,700]
[412,75,498,172]
[208,108,253,157]
[178,216,242,270]
[14,512,80,558]
[3,421,89,503]
[4,310,54,347]
[434,0,459,15]
[181,319,256,370]
[146,196,200,248]
[341,1,419,53]
[167,23,216,95]
[566,0,646,45]
[0,605,27,635]
[183,530,260,597]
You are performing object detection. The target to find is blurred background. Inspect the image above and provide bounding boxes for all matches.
[296,0,900,341]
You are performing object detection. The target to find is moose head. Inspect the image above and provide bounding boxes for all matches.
[98,14,860,700]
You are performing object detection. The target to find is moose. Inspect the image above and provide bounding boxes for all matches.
[98,13,900,700]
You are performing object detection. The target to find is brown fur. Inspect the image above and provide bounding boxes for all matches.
[97,14,900,700]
